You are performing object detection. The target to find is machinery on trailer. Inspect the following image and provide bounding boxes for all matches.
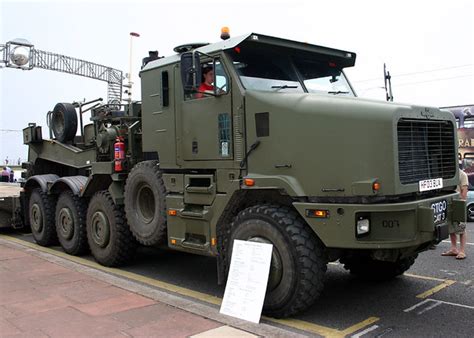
[6,31,468,318]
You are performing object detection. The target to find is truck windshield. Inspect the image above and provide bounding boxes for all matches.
[227,46,354,96]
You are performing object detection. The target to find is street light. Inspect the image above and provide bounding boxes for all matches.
[125,32,140,102]
[2,38,34,69]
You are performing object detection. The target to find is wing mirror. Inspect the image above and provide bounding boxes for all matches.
[180,51,201,94]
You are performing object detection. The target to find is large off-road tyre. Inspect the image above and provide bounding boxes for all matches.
[28,188,57,246]
[55,190,89,256]
[228,205,328,318]
[51,103,77,143]
[86,191,137,267]
[124,160,167,246]
[340,254,418,281]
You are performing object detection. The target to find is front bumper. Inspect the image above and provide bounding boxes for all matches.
[293,192,465,249]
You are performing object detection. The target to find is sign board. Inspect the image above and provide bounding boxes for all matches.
[220,239,273,323]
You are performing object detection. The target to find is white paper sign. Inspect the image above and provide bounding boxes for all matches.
[220,239,273,323]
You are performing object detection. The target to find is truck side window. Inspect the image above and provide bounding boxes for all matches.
[190,60,229,100]
[161,71,169,107]
[215,61,229,94]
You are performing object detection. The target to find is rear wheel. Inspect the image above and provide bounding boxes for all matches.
[55,190,89,255]
[87,191,137,267]
[340,254,417,280]
[28,188,57,246]
[124,160,167,246]
[228,205,327,318]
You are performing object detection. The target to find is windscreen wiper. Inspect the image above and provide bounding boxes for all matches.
[328,91,349,95]
[271,85,298,90]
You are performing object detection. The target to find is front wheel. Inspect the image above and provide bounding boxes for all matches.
[228,205,327,318]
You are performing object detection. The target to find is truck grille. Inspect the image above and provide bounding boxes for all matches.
[397,119,456,184]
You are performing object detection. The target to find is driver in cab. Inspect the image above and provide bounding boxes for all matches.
[196,65,215,98]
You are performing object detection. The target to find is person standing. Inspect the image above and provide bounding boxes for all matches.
[442,168,468,260]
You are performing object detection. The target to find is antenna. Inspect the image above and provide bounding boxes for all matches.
[384,63,394,102]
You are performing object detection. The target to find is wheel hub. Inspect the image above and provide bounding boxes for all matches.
[136,184,155,224]
[468,205,474,219]
[91,211,110,248]
[248,236,283,291]
[58,207,74,240]
[30,203,43,232]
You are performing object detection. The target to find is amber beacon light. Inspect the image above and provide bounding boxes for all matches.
[221,27,230,40]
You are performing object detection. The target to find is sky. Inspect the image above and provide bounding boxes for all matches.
[1,0,473,163]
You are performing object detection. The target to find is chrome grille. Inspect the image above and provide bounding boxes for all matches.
[397,119,456,184]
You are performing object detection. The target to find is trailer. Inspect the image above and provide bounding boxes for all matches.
[0,183,22,228]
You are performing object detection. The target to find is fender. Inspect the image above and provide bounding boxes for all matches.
[24,174,60,193]
[50,176,88,196]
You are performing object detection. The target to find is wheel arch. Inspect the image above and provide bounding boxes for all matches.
[24,174,60,193]
[50,176,88,196]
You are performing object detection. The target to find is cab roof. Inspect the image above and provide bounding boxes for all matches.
[141,32,356,72]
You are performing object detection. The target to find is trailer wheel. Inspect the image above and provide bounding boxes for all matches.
[86,191,137,267]
[124,160,167,246]
[51,103,77,143]
[340,254,417,280]
[28,188,57,246]
[228,205,328,318]
[55,190,89,255]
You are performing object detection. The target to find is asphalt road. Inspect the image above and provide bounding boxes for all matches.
[2,225,473,337]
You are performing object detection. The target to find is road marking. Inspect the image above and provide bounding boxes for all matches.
[416,300,442,315]
[441,240,474,246]
[265,317,341,337]
[350,324,379,338]
[434,299,474,310]
[416,280,456,299]
[339,317,380,337]
[405,298,474,314]
[404,273,446,282]
[0,235,379,337]
[404,299,432,312]
[267,316,380,338]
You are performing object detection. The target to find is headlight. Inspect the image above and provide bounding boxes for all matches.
[357,218,370,236]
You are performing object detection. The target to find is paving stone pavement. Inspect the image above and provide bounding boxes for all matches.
[0,243,257,337]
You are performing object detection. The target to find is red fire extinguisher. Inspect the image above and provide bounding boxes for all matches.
[114,137,125,172]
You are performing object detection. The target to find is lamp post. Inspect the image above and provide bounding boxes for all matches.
[127,32,140,103]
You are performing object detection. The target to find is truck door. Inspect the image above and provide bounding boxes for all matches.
[176,59,233,162]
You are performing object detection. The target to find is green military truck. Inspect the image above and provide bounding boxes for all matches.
[15,32,465,318]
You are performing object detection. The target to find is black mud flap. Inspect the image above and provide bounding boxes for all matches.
[435,224,449,243]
